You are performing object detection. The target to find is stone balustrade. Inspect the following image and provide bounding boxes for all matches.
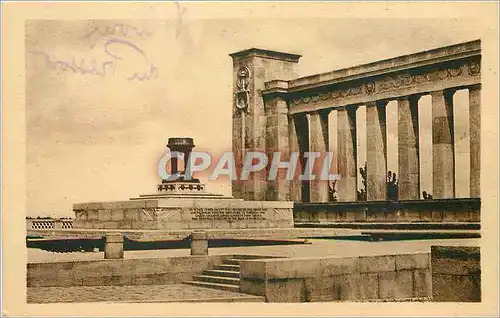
[26,218,74,230]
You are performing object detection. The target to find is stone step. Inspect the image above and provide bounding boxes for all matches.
[193,275,240,286]
[184,281,240,293]
[223,259,241,265]
[203,269,240,278]
[214,264,240,271]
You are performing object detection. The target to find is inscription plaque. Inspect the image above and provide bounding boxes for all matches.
[190,208,266,221]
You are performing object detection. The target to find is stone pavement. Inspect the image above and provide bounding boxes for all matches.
[27,284,265,303]
[28,238,480,263]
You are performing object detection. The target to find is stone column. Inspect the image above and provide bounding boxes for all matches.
[469,85,481,197]
[398,96,421,200]
[308,110,330,202]
[295,114,310,202]
[289,114,302,201]
[366,101,388,201]
[337,106,357,202]
[104,233,124,259]
[432,90,455,199]
[191,231,208,256]
[265,94,291,201]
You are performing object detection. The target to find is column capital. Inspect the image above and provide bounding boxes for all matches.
[430,89,455,98]
[468,83,482,91]
[366,100,389,108]
[396,94,423,102]
[336,105,358,112]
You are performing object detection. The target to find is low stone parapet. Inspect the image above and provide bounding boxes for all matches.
[27,255,232,287]
[240,253,432,302]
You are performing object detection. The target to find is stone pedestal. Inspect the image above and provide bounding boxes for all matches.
[104,233,123,259]
[191,231,208,256]
[73,196,294,231]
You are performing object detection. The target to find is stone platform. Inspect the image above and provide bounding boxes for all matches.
[73,197,293,231]
[26,227,362,241]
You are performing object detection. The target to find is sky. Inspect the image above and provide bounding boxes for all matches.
[25,17,482,217]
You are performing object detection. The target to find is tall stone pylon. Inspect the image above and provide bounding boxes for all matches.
[229,48,301,200]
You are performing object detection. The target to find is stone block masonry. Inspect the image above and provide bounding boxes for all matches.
[431,245,481,302]
[104,233,123,259]
[73,199,293,230]
[240,253,432,302]
[27,254,233,288]
[293,198,480,223]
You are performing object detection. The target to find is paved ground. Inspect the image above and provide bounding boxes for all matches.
[27,284,264,303]
[27,238,479,303]
[28,238,480,263]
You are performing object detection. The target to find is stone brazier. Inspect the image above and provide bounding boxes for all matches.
[73,137,293,231]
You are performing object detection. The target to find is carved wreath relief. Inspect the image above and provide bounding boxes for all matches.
[291,62,480,106]
[235,66,251,113]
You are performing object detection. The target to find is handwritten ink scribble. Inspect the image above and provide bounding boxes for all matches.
[28,38,158,81]
[175,1,187,38]
[81,23,152,49]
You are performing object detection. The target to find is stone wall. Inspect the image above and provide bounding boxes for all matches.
[431,246,481,302]
[294,199,480,223]
[240,253,431,302]
[27,255,231,287]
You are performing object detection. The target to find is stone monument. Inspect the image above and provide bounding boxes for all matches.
[73,137,293,231]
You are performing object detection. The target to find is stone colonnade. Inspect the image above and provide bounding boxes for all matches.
[286,86,481,203]
[231,40,481,203]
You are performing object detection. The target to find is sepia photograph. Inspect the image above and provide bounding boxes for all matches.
[2,1,499,316]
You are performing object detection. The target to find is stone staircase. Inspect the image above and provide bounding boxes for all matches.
[184,255,269,292]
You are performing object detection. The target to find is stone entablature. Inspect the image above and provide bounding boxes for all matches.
[262,40,480,114]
